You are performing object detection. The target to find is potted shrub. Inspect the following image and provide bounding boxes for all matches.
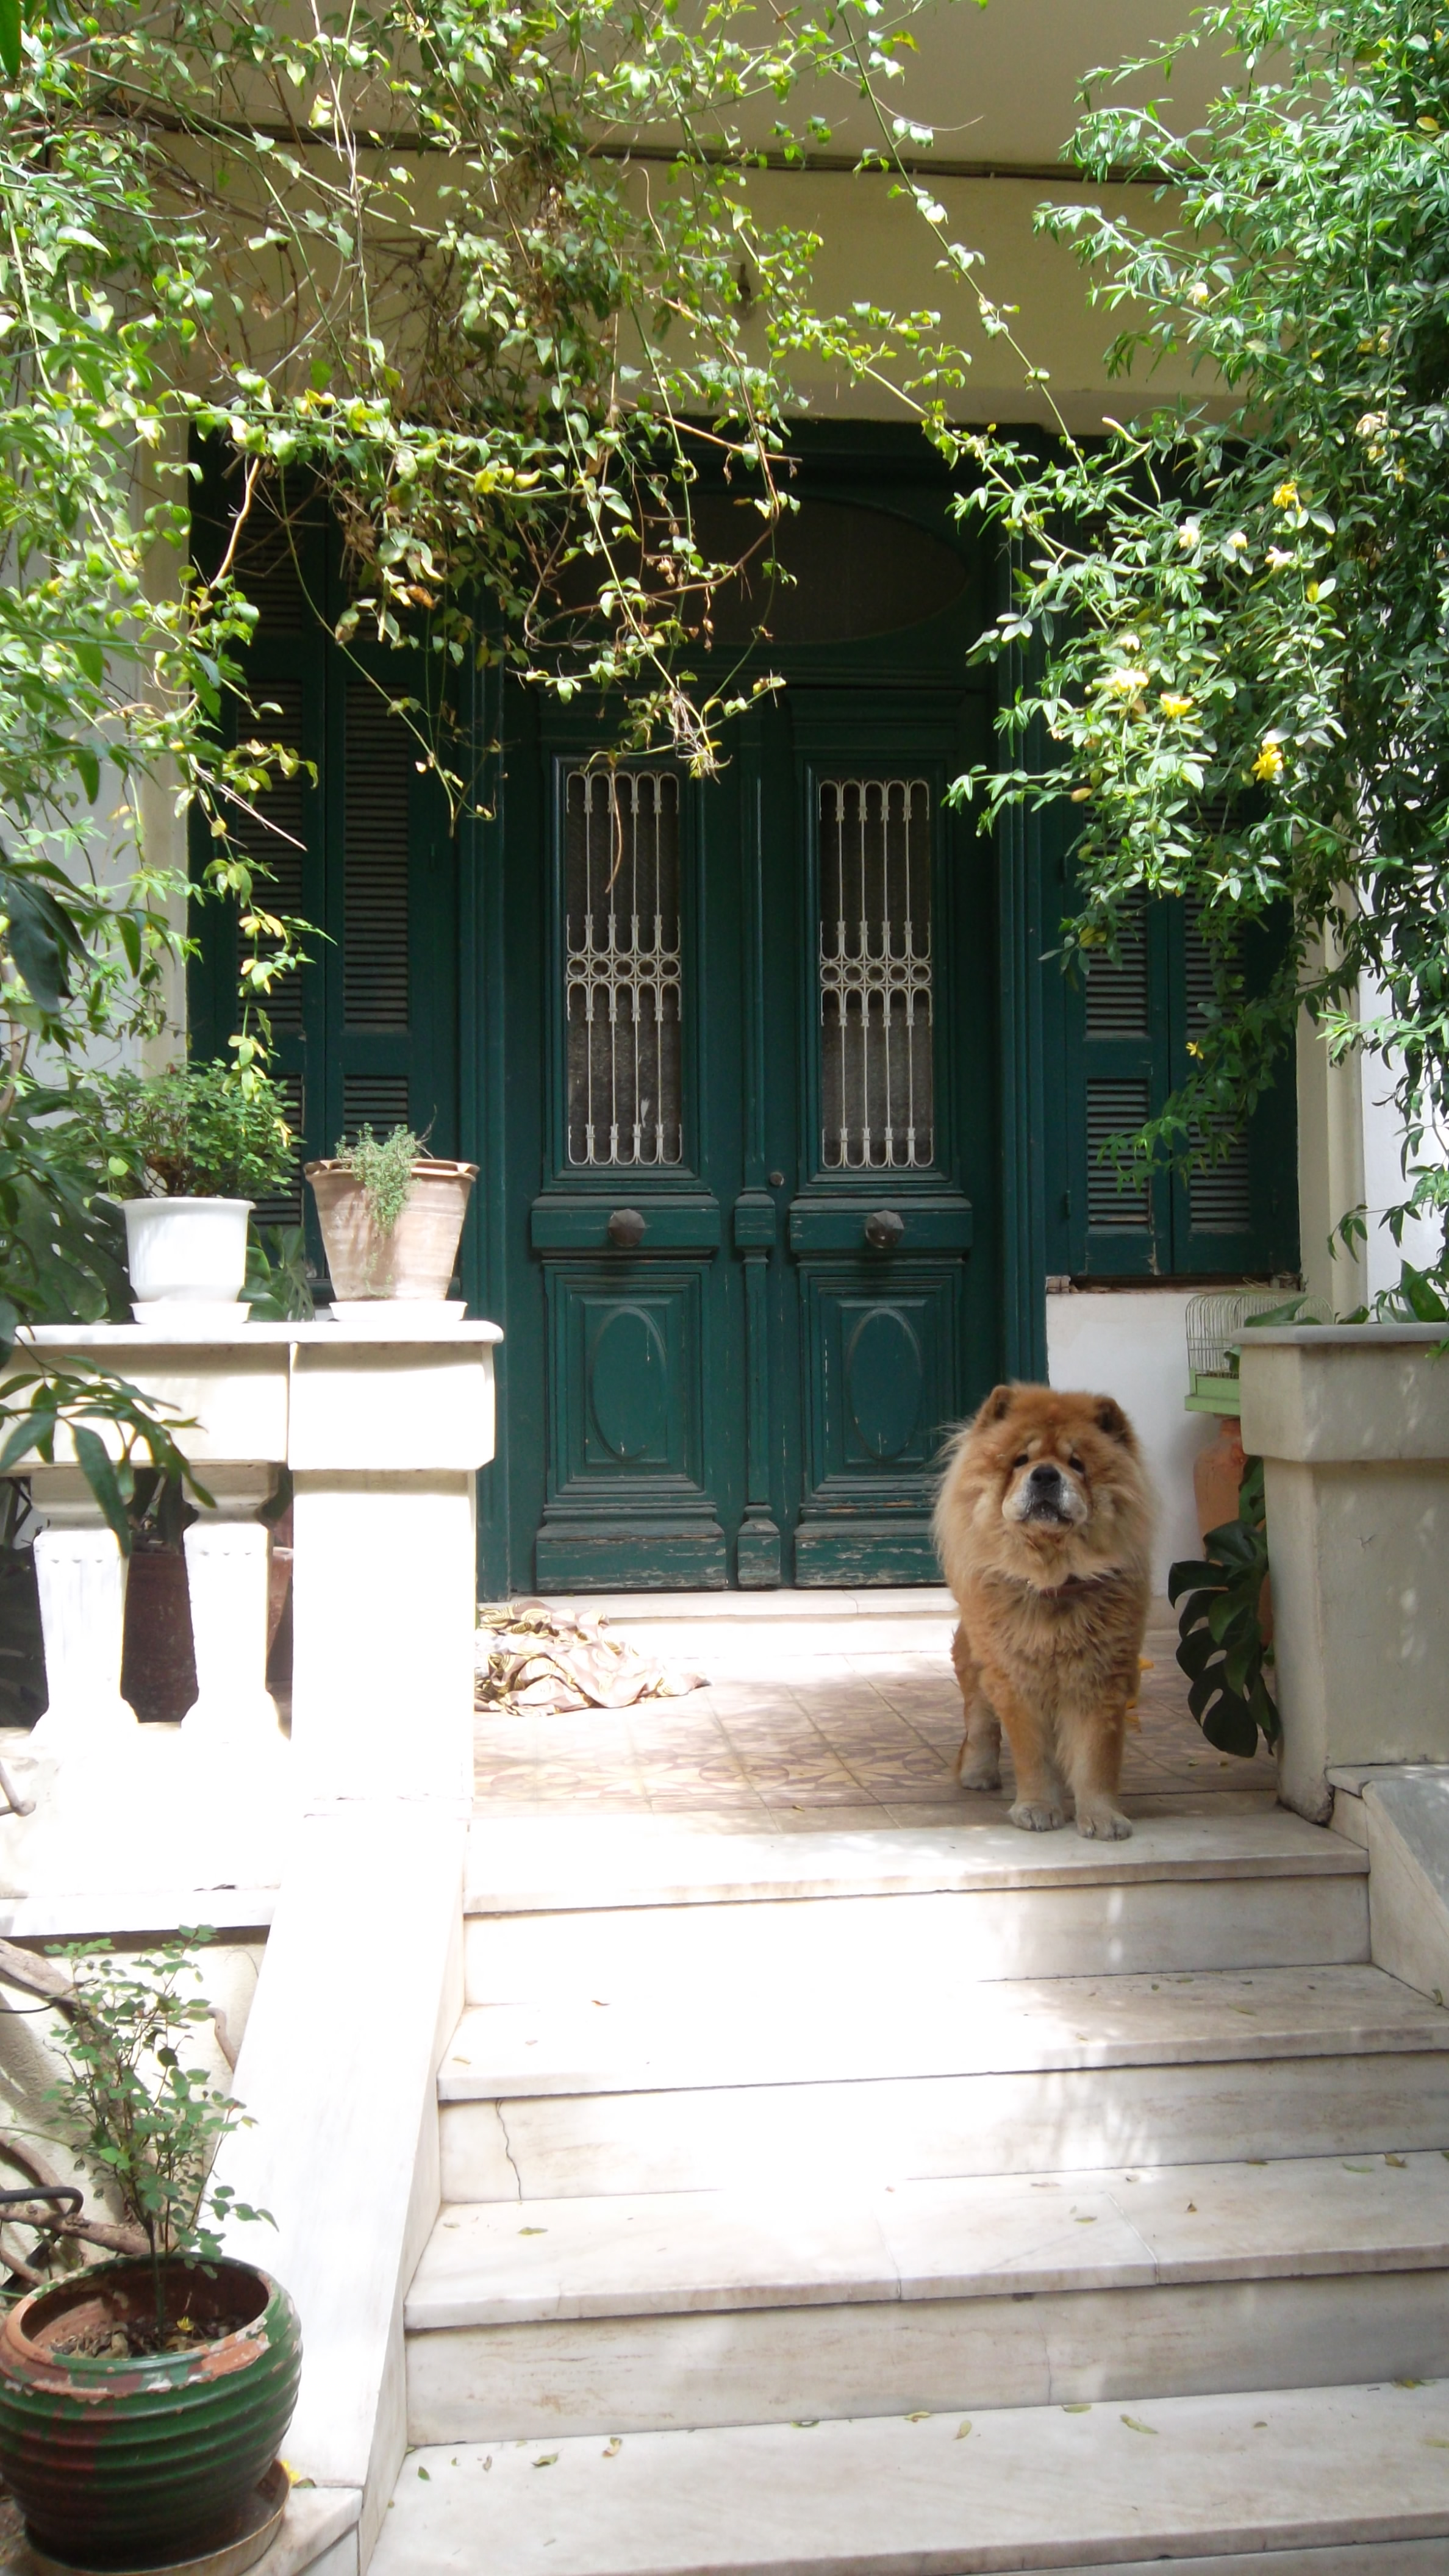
[306,1123,477,1309]
[0,1936,299,2571]
[89,1061,296,1319]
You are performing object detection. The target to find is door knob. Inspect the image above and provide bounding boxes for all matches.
[864,1208,904,1251]
[607,1206,646,1250]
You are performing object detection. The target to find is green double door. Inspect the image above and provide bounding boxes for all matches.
[190,445,1008,1593]
[497,673,1001,1592]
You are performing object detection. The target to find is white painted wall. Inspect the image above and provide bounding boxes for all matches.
[1045,1286,1215,1595]
[1297,982,1447,1314]
[1359,1046,1446,1304]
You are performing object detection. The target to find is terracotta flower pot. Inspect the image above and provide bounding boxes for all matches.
[306,1157,477,1301]
[0,2258,300,2571]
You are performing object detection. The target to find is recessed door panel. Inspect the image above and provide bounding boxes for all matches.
[535,1264,726,1589]
[802,1266,961,1494]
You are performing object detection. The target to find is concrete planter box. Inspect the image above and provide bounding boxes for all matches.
[1239,1325,1449,1822]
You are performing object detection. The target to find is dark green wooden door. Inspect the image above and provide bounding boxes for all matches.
[529,749,734,1589]
[772,707,981,1584]
[506,478,1001,1587]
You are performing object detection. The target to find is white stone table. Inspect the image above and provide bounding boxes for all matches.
[0,1321,502,1803]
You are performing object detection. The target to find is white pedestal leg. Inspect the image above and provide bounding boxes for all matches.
[182,1470,283,1754]
[29,1512,138,1754]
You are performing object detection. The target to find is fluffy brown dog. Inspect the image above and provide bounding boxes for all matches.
[932,1383,1154,1840]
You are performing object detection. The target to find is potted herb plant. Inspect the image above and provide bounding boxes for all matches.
[0,1936,299,2571]
[89,1061,296,1320]
[306,1123,477,1310]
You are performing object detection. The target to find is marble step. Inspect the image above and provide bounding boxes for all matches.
[438,1965,1449,2199]
[404,2152,1449,2441]
[464,1814,1369,1998]
[371,2380,1449,2576]
[465,1809,1362,1916]
[520,1587,960,1675]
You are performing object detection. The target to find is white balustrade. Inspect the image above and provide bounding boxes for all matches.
[0,1321,501,1800]
[27,1469,138,1752]
[182,1466,280,1758]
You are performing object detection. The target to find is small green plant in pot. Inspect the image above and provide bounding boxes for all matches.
[306,1122,478,1308]
[89,1058,296,1321]
[0,1937,299,2571]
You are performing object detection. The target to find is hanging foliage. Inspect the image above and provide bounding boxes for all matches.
[0,0,975,1365]
[0,0,976,807]
[940,0,1449,1278]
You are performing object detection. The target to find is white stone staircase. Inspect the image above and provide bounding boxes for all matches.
[373,1808,1449,2573]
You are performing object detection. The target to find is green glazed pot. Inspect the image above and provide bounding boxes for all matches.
[0,2257,301,2571]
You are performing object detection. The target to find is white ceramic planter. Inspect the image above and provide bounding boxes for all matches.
[1239,1324,1449,1821]
[123,1196,252,1307]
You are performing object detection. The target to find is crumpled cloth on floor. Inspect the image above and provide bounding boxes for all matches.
[475,1600,706,1714]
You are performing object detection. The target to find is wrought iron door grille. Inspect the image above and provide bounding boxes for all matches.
[565,769,683,1168]
[818,778,934,1170]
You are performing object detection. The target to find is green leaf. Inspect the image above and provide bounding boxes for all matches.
[0,0,21,80]
[72,1425,133,1555]
[0,876,80,1014]
[1201,1690,1261,1758]
[1167,1558,1217,1603]
[1175,1623,1218,1680]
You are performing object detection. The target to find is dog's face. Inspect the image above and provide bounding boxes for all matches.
[934,1382,1151,1588]
[975,1386,1137,1543]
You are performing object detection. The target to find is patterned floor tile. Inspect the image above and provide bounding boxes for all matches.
[472,1605,1278,1822]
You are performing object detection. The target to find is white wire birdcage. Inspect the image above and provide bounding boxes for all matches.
[1186,1287,1330,1410]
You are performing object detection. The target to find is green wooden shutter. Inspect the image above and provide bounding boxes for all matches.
[188,460,458,1278]
[1061,889,1298,1281]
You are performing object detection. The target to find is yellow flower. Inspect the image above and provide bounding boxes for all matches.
[1252,740,1285,783]
[1266,547,1294,571]
[1178,519,1201,549]
[1159,693,1193,718]
[1101,666,1150,695]
[1272,481,1299,510]
[1069,786,1093,802]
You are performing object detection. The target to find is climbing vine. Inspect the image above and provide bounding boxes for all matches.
[942,0,1449,1275]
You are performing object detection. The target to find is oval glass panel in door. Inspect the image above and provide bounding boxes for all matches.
[819,778,933,1170]
[566,770,682,1167]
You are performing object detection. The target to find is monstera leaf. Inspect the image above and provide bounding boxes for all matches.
[1168,1457,1278,1758]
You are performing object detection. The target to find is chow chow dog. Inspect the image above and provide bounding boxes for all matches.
[932,1384,1154,1840]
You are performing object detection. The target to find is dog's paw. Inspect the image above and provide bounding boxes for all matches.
[1076,1805,1132,1841]
[1009,1797,1067,1833]
[959,1758,1002,1792]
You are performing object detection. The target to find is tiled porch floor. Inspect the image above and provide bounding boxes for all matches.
[473,1598,1278,1830]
